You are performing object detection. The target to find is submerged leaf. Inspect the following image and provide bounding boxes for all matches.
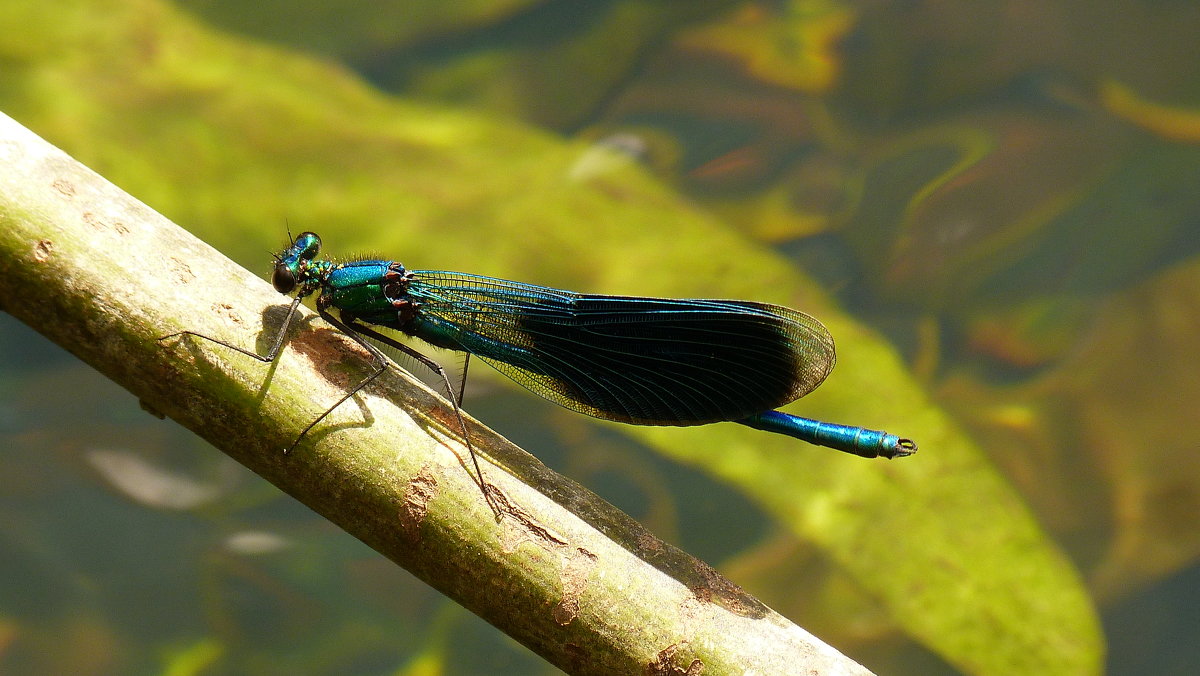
[0,1,1102,673]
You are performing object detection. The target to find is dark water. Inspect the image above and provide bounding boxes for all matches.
[4,1,1200,673]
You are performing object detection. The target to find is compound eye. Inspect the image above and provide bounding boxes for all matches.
[272,265,296,293]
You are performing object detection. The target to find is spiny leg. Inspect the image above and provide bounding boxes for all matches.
[158,295,386,455]
[281,307,389,455]
[456,353,471,407]
[330,317,502,518]
[159,296,502,516]
[158,294,309,452]
[158,295,307,364]
[158,295,349,454]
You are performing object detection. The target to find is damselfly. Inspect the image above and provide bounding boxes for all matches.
[163,232,915,511]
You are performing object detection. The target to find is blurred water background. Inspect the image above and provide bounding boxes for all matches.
[2,1,1199,674]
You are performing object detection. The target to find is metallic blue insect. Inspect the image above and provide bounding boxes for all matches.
[164,232,915,508]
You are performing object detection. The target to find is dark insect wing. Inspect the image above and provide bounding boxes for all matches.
[405,271,836,426]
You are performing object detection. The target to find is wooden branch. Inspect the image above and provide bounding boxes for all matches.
[0,111,872,675]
